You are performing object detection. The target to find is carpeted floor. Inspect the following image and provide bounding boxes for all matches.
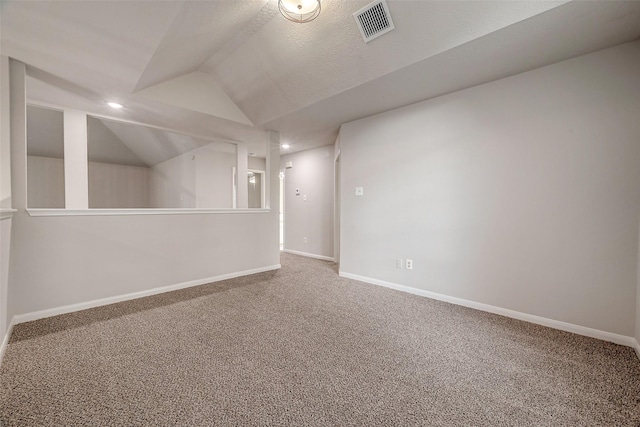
[1,253,639,426]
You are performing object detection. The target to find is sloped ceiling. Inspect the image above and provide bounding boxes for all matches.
[27,105,236,167]
[3,0,640,156]
[136,71,253,126]
[98,119,236,166]
[87,118,150,167]
[133,1,272,92]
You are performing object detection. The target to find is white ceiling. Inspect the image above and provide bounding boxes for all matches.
[3,0,640,156]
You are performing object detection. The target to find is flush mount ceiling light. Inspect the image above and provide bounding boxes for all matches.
[107,102,123,109]
[278,0,321,23]
[281,144,290,149]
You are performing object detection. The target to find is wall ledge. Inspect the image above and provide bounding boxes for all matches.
[27,208,270,217]
[339,270,638,350]
[0,209,17,220]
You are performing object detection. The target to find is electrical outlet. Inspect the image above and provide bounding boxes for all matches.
[405,259,413,270]
[395,258,403,269]
[303,237,308,244]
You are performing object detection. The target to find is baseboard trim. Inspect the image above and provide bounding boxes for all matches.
[12,264,281,326]
[0,317,16,367]
[283,249,334,262]
[339,271,637,349]
[634,339,640,362]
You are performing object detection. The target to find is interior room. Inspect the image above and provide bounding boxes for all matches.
[1,0,640,425]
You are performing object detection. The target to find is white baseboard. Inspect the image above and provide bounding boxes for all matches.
[634,339,640,362]
[283,249,335,262]
[0,317,16,367]
[1,264,281,367]
[339,271,637,349]
[11,264,281,326]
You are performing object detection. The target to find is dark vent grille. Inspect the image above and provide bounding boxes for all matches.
[354,1,395,43]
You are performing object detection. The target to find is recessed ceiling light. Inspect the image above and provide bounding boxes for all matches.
[107,102,123,109]
[281,144,290,149]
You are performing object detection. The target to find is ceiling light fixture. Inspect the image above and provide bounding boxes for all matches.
[107,102,123,109]
[281,144,290,149]
[278,0,321,23]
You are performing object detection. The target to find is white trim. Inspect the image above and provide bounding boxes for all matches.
[0,208,17,220]
[0,317,15,367]
[634,339,640,362]
[284,249,334,262]
[27,208,270,217]
[12,264,281,325]
[339,271,637,348]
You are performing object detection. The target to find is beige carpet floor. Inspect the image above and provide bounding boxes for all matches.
[1,253,639,426]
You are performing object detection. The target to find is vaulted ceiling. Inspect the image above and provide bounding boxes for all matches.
[2,0,640,157]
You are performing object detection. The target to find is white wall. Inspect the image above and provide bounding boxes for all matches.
[636,224,640,350]
[281,145,334,260]
[637,227,640,350]
[195,149,234,209]
[340,41,640,337]
[63,109,88,209]
[6,60,281,322]
[7,209,279,318]
[8,149,280,320]
[249,157,266,171]
[89,162,150,208]
[3,59,27,352]
[150,146,235,209]
[27,156,151,209]
[0,218,11,349]
[27,156,65,208]
[150,150,196,208]
[1,56,11,209]
[1,56,13,347]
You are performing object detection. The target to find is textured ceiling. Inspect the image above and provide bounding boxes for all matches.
[3,0,640,157]
[134,1,271,92]
[202,0,568,125]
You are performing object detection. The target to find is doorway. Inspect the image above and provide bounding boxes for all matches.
[334,152,340,265]
[279,170,284,250]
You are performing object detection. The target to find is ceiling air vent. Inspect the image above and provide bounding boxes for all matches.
[353,0,395,43]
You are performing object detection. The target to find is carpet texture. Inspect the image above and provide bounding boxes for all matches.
[1,253,639,426]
